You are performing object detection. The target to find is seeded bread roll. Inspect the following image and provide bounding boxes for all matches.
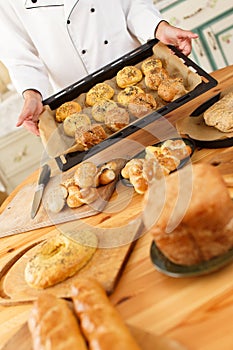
[55,101,82,123]
[158,77,187,102]
[141,57,163,75]
[144,67,169,91]
[28,293,88,350]
[92,98,117,122]
[86,83,115,106]
[63,113,91,137]
[116,65,143,88]
[117,86,144,105]
[71,278,141,350]
[104,107,130,132]
[75,124,107,150]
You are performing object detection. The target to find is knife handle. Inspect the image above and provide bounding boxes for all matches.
[38,164,51,186]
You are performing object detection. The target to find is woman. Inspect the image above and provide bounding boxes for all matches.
[0,0,198,135]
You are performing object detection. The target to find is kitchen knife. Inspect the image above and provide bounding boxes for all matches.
[31,164,51,219]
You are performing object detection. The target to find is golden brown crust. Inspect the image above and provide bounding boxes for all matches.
[55,101,82,123]
[24,233,98,288]
[71,278,141,350]
[28,293,88,350]
[141,57,163,75]
[86,83,115,106]
[144,67,169,90]
[116,65,143,88]
[128,92,157,118]
[117,86,144,105]
[75,124,107,150]
[157,77,187,101]
[147,163,233,265]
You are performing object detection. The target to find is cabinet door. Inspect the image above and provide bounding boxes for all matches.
[200,11,233,70]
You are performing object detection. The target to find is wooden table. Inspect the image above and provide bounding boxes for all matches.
[0,65,232,350]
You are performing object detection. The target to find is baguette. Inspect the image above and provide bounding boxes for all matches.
[71,278,141,350]
[28,293,88,350]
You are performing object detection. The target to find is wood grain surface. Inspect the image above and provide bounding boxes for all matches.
[0,66,233,350]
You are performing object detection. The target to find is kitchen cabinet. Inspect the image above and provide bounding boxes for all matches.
[154,0,233,72]
[0,128,44,194]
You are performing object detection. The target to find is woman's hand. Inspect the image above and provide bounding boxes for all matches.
[17,89,44,136]
[155,21,198,56]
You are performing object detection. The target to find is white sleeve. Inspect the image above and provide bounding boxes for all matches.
[122,0,164,43]
[0,4,52,98]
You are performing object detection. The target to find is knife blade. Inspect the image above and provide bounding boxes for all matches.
[31,164,51,219]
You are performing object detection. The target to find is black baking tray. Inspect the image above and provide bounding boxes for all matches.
[42,39,218,171]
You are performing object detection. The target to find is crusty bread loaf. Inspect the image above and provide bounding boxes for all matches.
[203,92,233,132]
[145,163,233,265]
[25,232,98,288]
[71,278,141,350]
[28,293,88,350]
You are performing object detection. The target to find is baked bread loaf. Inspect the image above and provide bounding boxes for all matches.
[25,232,98,288]
[141,57,163,74]
[203,91,233,132]
[146,163,233,265]
[116,65,143,88]
[92,98,117,122]
[55,101,82,123]
[86,83,115,106]
[144,67,169,90]
[75,124,107,150]
[117,86,144,105]
[63,113,91,137]
[28,293,88,350]
[158,77,187,102]
[71,278,141,350]
[104,106,130,132]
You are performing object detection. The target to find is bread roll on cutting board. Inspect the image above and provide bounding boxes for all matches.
[71,278,141,350]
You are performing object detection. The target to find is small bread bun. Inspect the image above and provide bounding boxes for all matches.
[104,107,130,132]
[78,187,99,204]
[141,57,163,74]
[128,92,157,118]
[63,113,91,137]
[74,162,98,188]
[98,168,116,185]
[66,185,84,208]
[75,124,107,150]
[117,86,145,105]
[158,77,187,102]
[116,65,143,88]
[86,83,115,106]
[92,98,117,122]
[144,67,169,90]
[55,101,82,123]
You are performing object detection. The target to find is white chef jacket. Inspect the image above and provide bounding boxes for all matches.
[0,0,163,99]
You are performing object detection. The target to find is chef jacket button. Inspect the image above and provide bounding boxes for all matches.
[82,50,86,54]
[90,8,95,12]
[104,40,108,45]
[31,0,37,3]
[67,19,71,24]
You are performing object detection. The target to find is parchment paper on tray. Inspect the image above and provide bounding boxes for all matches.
[39,42,202,158]
[176,86,233,142]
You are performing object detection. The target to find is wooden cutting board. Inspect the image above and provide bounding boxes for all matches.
[2,322,188,350]
[0,217,143,305]
[0,158,126,238]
